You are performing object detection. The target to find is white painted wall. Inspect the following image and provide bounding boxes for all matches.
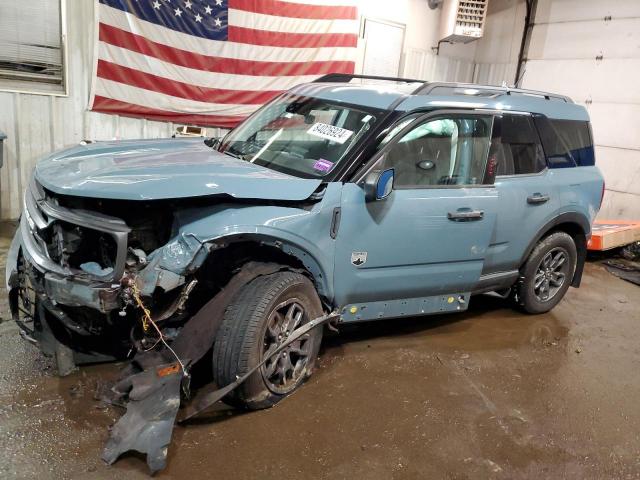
[472,0,640,220]
[0,0,475,220]
[472,0,524,85]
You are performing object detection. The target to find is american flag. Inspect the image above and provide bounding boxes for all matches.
[90,0,359,128]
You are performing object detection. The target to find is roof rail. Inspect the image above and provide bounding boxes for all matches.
[415,82,573,103]
[314,73,427,85]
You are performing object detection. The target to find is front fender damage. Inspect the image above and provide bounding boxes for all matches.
[133,232,210,296]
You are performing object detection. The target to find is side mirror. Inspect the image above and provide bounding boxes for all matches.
[364,168,395,202]
[204,137,220,149]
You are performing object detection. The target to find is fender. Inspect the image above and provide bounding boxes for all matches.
[204,231,334,301]
[519,211,591,287]
[165,183,343,303]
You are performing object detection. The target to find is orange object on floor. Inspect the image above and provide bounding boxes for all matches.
[587,220,640,251]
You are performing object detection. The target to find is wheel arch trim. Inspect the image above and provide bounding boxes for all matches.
[519,212,590,287]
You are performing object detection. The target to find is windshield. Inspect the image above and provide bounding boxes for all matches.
[219,94,379,178]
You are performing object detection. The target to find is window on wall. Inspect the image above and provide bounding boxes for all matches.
[380,115,494,187]
[0,0,65,93]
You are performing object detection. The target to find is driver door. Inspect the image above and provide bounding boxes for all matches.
[333,111,499,310]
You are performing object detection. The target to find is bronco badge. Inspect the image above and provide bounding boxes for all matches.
[351,251,367,266]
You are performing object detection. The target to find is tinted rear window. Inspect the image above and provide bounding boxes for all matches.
[533,116,595,168]
[551,119,595,166]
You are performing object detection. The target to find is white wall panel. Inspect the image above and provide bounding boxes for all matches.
[600,190,640,221]
[588,103,640,151]
[0,93,20,220]
[403,48,475,83]
[473,61,517,86]
[596,146,640,197]
[474,0,525,66]
[534,0,640,24]
[528,19,640,61]
[523,59,640,104]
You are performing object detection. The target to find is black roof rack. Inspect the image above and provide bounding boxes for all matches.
[312,75,573,103]
[313,73,427,85]
[414,82,573,103]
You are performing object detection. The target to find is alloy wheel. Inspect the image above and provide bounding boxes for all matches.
[534,247,570,302]
[261,299,312,394]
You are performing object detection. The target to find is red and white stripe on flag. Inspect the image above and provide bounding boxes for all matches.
[89,0,359,128]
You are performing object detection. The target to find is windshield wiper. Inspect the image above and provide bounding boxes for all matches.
[221,149,243,160]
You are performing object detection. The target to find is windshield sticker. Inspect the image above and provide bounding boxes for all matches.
[313,158,334,172]
[307,123,354,144]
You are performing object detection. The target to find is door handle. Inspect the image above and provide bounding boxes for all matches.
[527,193,550,205]
[447,209,484,221]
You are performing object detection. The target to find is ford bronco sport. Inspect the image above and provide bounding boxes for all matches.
[7,74,604,412]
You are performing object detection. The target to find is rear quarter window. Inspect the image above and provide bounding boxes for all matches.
[533,116,595,168]
[551,119,595,167]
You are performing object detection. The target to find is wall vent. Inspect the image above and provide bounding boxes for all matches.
[439,0,488,44]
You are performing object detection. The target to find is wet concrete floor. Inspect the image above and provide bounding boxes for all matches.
[1,222,639,479]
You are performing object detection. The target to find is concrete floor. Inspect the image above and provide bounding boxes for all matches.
[1,222,639,479]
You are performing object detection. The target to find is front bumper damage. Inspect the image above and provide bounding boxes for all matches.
[6,180,336,473]
[7,179,208,368]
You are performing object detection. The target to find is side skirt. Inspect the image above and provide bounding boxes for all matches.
[340,292,470,322]
[472,270,519,295]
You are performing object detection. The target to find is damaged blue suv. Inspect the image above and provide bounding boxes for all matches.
[7,74,604,411]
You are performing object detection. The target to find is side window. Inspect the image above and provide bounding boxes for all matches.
[380,115,493,187]
[550,119,595,166]
[533,115,576,168]
[495,115,546,175]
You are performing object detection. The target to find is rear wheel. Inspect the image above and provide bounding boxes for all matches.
[212,271,323,410]
[513,232,577,314]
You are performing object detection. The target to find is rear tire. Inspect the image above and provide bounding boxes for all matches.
[513,232,577,314]
[212,271,323,410]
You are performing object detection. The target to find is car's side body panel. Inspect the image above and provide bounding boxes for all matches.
[165,182,343,302]
[333,183,499,308]
[484,170,562,274]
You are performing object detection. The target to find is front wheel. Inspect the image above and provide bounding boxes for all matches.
[513,231,577,314]
[212,271,324,410]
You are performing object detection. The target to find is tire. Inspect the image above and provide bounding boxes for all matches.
[513,231,577,314]
[212,271,324,410]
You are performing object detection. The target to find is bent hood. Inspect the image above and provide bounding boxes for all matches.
[34,138,322,201]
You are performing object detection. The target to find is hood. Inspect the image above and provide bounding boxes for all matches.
[34,139,322,201]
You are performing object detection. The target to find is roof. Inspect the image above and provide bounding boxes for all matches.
[292,74,589,122]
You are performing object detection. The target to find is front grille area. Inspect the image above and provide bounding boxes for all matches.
[22,178,130,281]
[42,219,119,274]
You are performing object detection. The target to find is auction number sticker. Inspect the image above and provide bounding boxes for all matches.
[307,123,354,144]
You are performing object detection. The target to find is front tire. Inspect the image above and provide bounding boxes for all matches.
[514,232,577,314]
[212,271,324,410]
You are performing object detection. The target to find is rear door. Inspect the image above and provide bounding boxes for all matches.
[333,111,499,308]
[482,113,559,274]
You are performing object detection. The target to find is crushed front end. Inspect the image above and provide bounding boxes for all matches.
[6,178,205,374]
